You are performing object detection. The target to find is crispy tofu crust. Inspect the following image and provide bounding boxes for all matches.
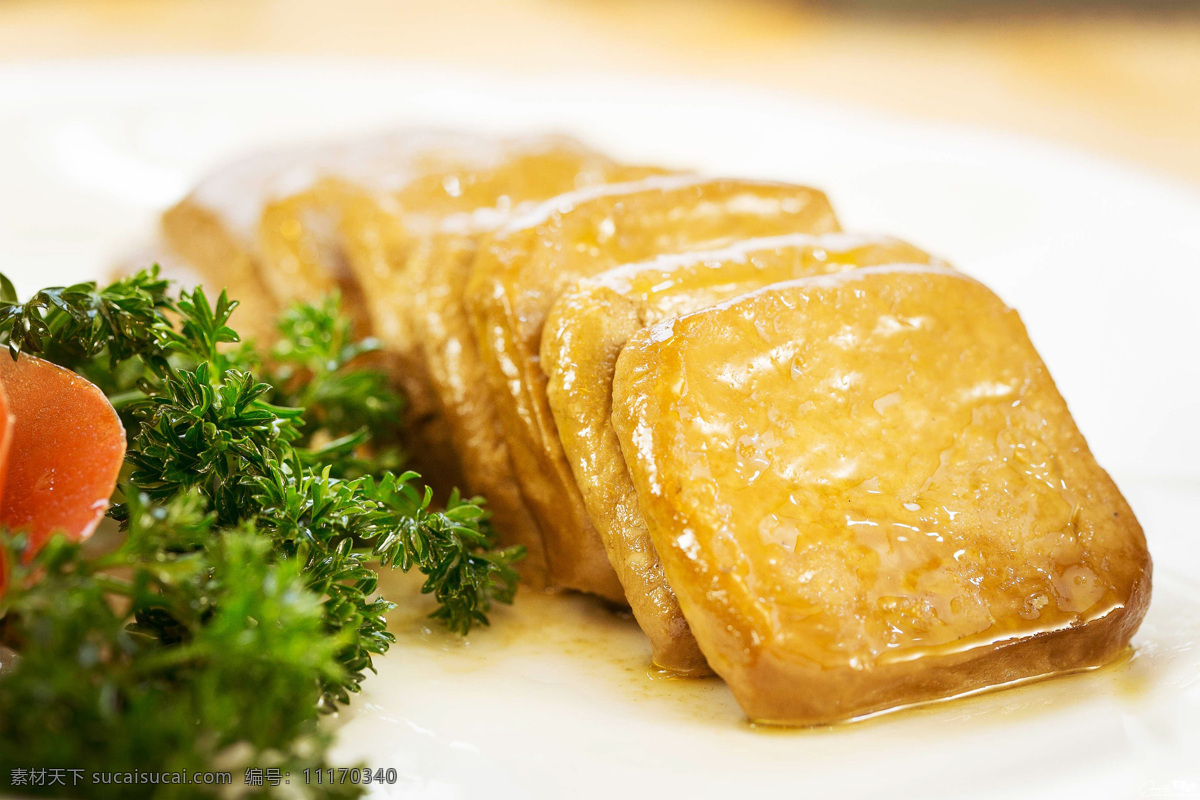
[542,233,936,673]
[611,266,1151,724]
[467,176,840,600]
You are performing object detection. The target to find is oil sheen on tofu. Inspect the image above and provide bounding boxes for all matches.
[541,232,936,675]
[611,265,1151,725]
[467,176,840,600]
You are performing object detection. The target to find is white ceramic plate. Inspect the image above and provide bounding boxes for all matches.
[1,59,1198,800]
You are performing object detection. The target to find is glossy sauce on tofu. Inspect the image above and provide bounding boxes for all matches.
[467,176,840,600]
[399,155,663,585]
[541,233,937,674]
[612,265,1151,725]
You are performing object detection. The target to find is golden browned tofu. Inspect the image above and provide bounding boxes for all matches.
[392,150,662,584]
[541,233,936,673]
[611,265,1151,724]
[331,136,609,355]
[467,176,840,600]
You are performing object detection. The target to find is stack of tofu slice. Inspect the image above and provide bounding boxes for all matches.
[157,130,1151,725]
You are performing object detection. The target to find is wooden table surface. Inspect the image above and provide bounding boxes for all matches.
[1,0,1198,187]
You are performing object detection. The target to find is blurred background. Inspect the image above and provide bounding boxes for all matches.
[0,0,1198,186]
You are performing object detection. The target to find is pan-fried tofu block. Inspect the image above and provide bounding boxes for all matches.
[467,176,840,600]
[384,148,667,582]
[611,266,1151,724]
[542,233,936,673]
[334,136,642,513]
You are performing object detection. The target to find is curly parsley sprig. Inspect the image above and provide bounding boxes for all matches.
[0,495,359,800]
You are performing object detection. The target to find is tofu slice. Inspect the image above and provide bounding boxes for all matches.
[541,233,936,673]
[391,152,664,585]
[467,176,840,600]
[256,179,378,335]
[611,265,1151,724]
[330,136,643,514]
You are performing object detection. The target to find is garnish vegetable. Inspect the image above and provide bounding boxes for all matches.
[0,268,523,798]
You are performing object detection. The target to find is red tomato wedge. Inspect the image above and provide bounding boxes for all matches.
[0,354,125,558]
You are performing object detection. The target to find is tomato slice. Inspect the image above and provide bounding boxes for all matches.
[0,378,12,510]
[0,354,125,556]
